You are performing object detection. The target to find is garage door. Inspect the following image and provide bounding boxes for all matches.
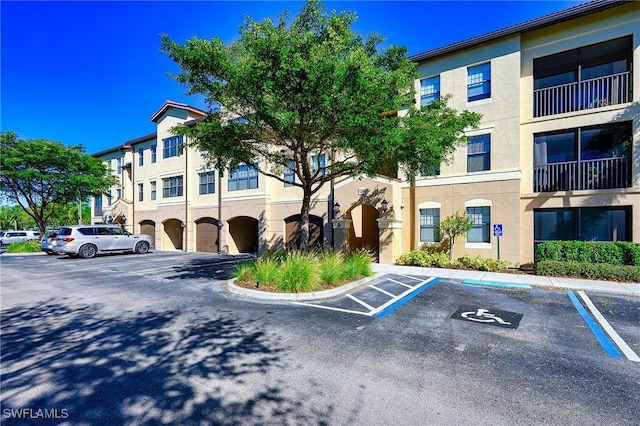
[140,220,156,248]
[196,217,219,253]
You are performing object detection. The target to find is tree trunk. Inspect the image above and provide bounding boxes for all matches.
[299,190,312,252]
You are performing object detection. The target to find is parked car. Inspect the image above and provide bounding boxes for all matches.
[53,225,152,259]
[1,230,41,246]
[40,231,59,255]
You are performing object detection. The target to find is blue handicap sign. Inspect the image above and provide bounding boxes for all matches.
[493,224,503,237]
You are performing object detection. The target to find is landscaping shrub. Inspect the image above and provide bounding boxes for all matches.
[396,250,449,268]
[277,252,320,293]
[455,255,511,272]
[535,261,640,282]
[5,240,40,253]
[535,241,640,266]
[232,249,373,292]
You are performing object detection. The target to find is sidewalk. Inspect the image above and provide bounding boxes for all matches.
[371,263,640,297]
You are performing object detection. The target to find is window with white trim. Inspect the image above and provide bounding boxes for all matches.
[467,62,491,102]
[199,171,215,195]
[467,134,491,172]
[420,76,440,106]
[228,164,258,191]
[138,183,144,202]
[467,206,490,243]
[150,181,156,201]
[420,208,440,242]
[163,136,183,159]
[162,175,183,198]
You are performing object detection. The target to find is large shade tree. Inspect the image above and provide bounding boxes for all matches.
[0,132,118,236]
[161,0,481,251]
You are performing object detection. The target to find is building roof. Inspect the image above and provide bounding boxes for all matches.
[408,0,632,63]
[150,100,208,123]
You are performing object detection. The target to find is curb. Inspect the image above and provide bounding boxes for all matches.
[226,273,382,301]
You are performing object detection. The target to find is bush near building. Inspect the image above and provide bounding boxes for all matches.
[535,241,640,282]
[396,250,511,272]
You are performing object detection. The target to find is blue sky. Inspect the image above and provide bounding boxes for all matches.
[1,1,586,154]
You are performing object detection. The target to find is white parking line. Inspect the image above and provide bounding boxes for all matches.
[389,278,414,289]
[578,291,640,362]
[347,294,376,311]
[369,284,396,297]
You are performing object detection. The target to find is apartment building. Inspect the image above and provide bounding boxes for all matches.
[92,0,639,264]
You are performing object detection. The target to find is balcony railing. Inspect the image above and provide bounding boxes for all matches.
[533,156,631,192]
[533,71,631,117]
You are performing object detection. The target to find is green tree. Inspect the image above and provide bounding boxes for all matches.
[0,204,34,231]
[0,132,118,236]
[438,211,474,264]
[161,0,481,251]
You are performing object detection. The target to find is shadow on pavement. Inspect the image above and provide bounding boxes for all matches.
[0,299,332,425]
[167,254,256,281]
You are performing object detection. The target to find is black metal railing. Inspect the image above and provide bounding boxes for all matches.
[533,156,631,192]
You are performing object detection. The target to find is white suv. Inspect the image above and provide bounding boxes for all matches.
[1,230,41,246]
[53,225,152,258]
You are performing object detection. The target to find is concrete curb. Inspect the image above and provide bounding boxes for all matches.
[226,273,383,301]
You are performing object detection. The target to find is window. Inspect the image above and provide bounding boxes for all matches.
[116,188,122,199]
[420,163,440,177]
[467,134,491,172]
[284,160,295,187]
[107,190,112,205]
[311,154,326,176]
[138,183,144,202]
[150,181,156,201]
[467,62,491,102]
[467,206,490,243]
[94,196,103,216]
[138,148,144,166]
[228,164,258,191]
[162,176,183,198]
[116,158,122,174]
[163,136,183,159]
[534,207,631,243]
[199,171,215,195]
[420,76,440,106]
[151,144,157,163]
[420,209,440,242]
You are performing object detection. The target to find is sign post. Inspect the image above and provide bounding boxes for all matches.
[493,224,503,260]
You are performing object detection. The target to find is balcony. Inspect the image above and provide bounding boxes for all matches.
[533,156,631,192]
[533,71,631,118]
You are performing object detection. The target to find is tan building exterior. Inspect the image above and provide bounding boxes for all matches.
[92,0,639,265]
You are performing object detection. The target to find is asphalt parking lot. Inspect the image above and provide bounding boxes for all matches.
[1,251,639,425]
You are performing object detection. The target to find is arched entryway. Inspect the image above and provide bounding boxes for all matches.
[347,204,380,261]
[285,214,324,250]
[227,216,259,254]
[139,220,156,248]
[195,217,220,253]
[163,219,184,251]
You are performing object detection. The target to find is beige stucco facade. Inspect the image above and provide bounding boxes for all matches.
[92,1,640,265]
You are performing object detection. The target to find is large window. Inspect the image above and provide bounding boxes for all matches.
[467,62,491,102]
[228,164,258,191]
[467,206,490,243]
[199,171,215,195]
[420,76,440,106]
[534,207,631,244]
[467,134,491,172]
[420,209,440,243]
[162,176,183,198]
[150,181,156,201]
[163,136,183,159]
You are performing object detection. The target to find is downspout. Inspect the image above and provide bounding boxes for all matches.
[217,170,222,254]
[184,137,188,252]
[131,148,135,233]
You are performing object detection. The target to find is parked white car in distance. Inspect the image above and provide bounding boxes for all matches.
[53,225,152,258]
[1,230,41,245]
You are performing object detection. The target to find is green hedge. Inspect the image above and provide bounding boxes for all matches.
[535,260,640,282]
[535,241,640,266]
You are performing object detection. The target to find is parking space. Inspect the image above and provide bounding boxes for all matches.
[293,274,440,317]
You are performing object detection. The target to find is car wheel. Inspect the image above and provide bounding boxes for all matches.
[134,241,150,254]
[78,244,97,259]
